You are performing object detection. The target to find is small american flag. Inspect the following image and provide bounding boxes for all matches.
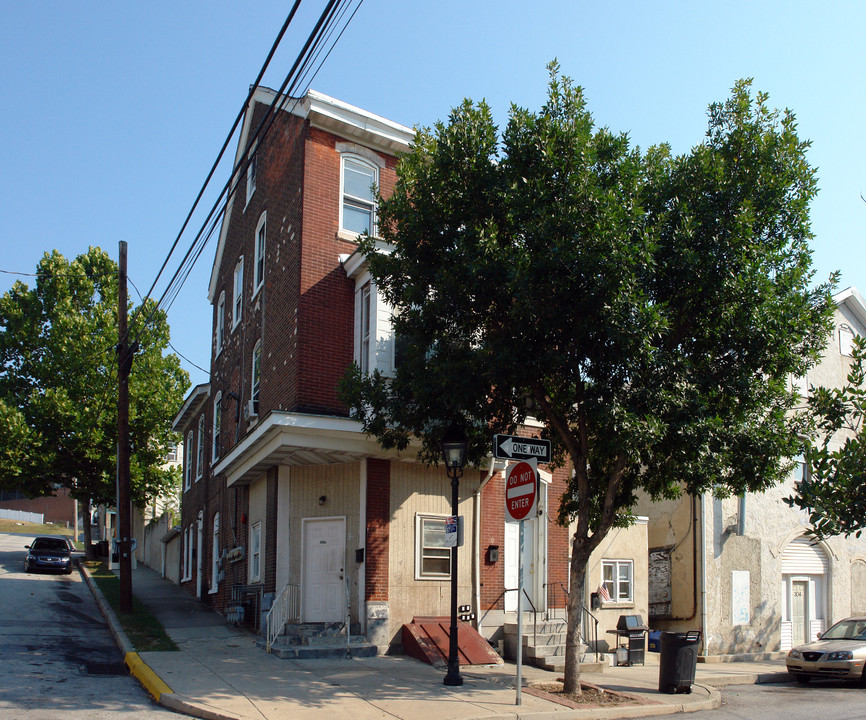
[597,584,611,603]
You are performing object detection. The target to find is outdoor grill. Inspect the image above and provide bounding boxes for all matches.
[607,614,649,666]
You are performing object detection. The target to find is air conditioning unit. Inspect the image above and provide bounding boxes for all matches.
[245,399,258,419]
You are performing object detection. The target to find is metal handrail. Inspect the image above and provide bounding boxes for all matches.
[578,604,600,662]
[265,582,300,652]
[504,587,537,641]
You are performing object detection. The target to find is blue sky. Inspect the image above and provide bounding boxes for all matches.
[2,1,863,388]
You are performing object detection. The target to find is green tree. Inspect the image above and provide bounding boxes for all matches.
[786,335,866,538]
[0,247,189,557]
[340,66,835,693]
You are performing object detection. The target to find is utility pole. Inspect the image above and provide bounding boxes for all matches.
[117,241,133,613]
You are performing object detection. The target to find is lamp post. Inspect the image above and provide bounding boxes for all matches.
[441,424,468,687]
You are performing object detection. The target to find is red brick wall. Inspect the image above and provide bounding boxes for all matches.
[479,459,573,612]
[0,487,76,526]
[365,458,390,602]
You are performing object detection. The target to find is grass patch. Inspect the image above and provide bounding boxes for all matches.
[84,561,177,652]
[0,518,75,537]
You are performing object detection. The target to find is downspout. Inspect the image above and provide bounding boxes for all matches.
[473,457,498,637]
[699,493,708,656]
[737,495,746,536]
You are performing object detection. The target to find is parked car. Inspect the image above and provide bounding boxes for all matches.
[24,536,74,574]
[786,616,866,684]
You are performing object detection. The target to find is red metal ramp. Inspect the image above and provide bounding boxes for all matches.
[402,616,503,667]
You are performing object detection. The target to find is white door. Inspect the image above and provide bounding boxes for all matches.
[504,518,536,612]
[791,579,809,647]
[302,517,346,623]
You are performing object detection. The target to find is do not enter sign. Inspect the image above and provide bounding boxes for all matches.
[505,459,537,522]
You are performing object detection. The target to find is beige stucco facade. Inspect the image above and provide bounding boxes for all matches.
[637,289,866,656]
[586,518,650,652]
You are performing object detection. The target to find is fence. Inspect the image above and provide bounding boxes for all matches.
[0,508,44,524]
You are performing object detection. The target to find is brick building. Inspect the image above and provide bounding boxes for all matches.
[172,88,647,657]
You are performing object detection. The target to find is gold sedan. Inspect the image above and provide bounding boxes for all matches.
[786,616,866,684]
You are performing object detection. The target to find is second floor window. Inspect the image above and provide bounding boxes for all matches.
[196,415,205,480]
[233,258,244,329]
[216,292,225,353]
[359,284,372,374]
[184,432,192,491]
[246,152,257,206]
[254,213,266,292]
[251,341,261,415]
[212,392,222,462]
[341,156,377,236]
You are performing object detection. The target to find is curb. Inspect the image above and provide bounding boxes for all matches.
[79,563,176,702]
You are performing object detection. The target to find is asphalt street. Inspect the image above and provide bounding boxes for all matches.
[0,531,183,720]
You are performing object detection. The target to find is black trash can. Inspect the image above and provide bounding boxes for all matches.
[658,630,701,694]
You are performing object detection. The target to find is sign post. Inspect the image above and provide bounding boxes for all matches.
[505,458,538,705]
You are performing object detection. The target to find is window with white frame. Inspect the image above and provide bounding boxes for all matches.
[840,324,855,357]
[183,525,194,582]
[212,392,222,462]
[415,514,451,579]
[254,213,266,293]
[196,415,205,480]
[184,431,192,491]
[210,513,220,593]
[246,151,257,206]
[166,442,178,463]
[359,283,372,373]
[601,559,633,603]
[251,341,261,415]
[249,522,262,583]
[341,156,377,236]
[216,291,225,354]
[232,258,244,329]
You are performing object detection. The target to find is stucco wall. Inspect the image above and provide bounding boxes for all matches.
[586,518,649,650]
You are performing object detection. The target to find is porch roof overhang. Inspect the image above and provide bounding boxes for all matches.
[214,411,411,487]
[172,383,210,433]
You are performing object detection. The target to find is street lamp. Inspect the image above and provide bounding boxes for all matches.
[441,423,468,687]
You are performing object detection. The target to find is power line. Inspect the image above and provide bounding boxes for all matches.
[135,0,362,349]
[127,0,306,338]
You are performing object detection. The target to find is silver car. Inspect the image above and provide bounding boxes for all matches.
[786,616,866,684]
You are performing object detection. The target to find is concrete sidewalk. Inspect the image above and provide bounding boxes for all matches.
[84,563,793,720]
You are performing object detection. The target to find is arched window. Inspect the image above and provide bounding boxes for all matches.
[212,392,222,462]
[196,415,205,480]
[210,512,220,593]
[184,431,193,491]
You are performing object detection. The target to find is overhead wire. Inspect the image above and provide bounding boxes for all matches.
[133,0,359,351]
[126,0,305,338]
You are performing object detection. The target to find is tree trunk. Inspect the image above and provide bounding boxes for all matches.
[562,539,591,695]
[81,499,97,561]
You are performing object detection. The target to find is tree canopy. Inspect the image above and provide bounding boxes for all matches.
[340,66,834,692]
[0,247,189,527]
[786,335,866,538]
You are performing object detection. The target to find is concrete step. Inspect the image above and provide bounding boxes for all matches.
[259,636,378,660]
[504,620,567,636]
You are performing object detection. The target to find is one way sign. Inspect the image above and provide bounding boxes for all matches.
[493,434,551,463]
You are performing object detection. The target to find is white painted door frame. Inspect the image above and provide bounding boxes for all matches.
[301,516,347,623]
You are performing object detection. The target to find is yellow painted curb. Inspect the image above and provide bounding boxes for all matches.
[125,652,173,701]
